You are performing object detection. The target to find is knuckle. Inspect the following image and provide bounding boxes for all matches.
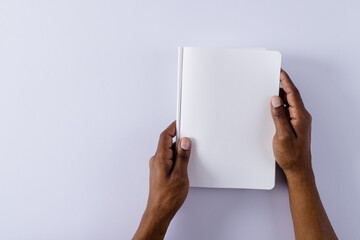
[166,149,174,159]
[176,151,188,160]
[290,87,301,99]
[273,108,286,119]
[276,131,293,142]
[156,151,166,160]
[293,87,300,96]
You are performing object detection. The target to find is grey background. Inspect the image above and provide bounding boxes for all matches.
[0,0,359,239]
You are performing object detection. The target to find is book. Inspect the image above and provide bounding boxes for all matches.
[176,47,281,189]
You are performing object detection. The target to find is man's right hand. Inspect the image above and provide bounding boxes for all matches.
[270,69,337,240]
[270,70,313,178]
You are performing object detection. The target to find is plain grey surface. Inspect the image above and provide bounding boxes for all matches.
[0,0,359,239]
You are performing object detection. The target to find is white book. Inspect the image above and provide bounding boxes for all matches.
[176,47,281,190]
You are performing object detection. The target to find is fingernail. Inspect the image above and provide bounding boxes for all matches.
[271,96,282,108]
[180,138,191,150]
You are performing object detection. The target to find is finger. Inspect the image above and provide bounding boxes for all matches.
[153,121,176,175]
[270,96,295,137]
[157,121,176,153]
[280,70,306,112]
[173,137,192,176]
[279,88,289,107]
[280,70,312,136]
[279,88,291,119]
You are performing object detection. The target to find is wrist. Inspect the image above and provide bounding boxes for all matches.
[143,206,172,228]
[133,207,171,240]
[285,168,316,187]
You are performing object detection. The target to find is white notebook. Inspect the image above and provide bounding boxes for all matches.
[176,47,281,190]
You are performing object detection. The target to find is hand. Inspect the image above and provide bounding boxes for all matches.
[270,70,313,178]
[270,70,337,239]
[133,121,192,240]
[147,121,192,223]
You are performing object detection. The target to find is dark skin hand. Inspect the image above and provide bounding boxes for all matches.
[270,70,337,239]
[133,122,191,240]
[133,70,337,240]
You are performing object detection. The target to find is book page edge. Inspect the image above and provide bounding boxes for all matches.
[176,47,184,144]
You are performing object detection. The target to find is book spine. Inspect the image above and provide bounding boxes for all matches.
[176,47,184,144]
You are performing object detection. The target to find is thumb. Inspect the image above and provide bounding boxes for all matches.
[173,137,192,176]
[270,96,294,136]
